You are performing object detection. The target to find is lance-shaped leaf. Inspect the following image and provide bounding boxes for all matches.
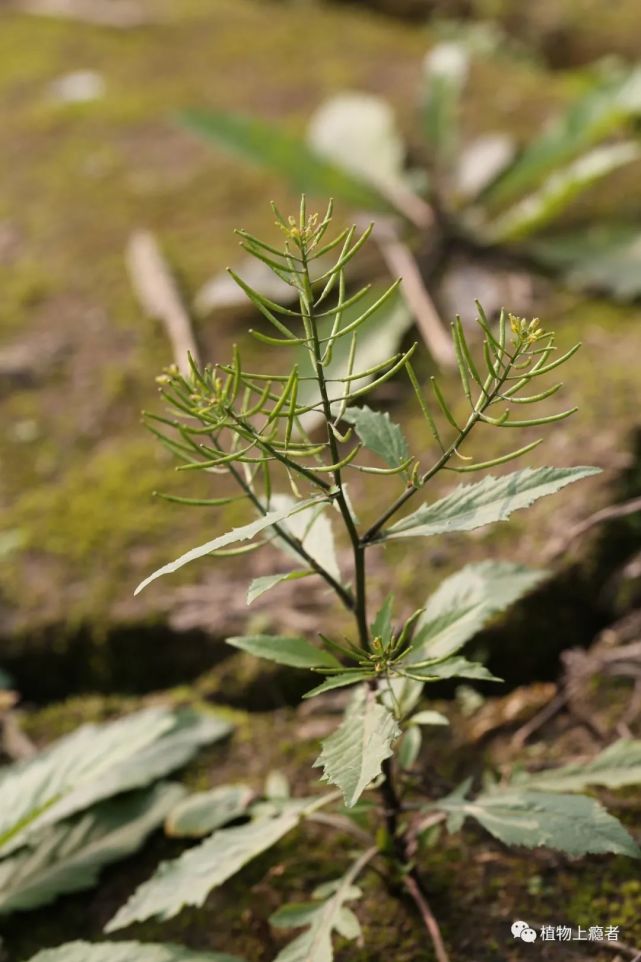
[247,571,312,606]
[0,707,230,856]
[508,739,641,794]
[314,687,400,807]
[271,869,363,961]
[485,65,641,205]
[226,635,340,670]
[0,784,183,915]
[407,561,545,662]
[181,109,391,212]
[106,803,319,930]
[434,786,640,858]
[165,785,254,839]
[422,42,469,168]
[377,466,600,542]
[25,943,244,962]
[135,497,327,595]
[487,142,641,242]
[342,405,411,470]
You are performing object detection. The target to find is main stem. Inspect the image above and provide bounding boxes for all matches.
[300,249,370,650]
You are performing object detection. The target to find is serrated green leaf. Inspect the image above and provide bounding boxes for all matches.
[165,785,253,839]
[379,467,600,542]
[314,688,400,807]
[408,561,545,663]
[509,740,641,794]
[370,594,394,647]
[436,788,640,858]
[485,66,641,205]
[106,804,317,930]
[135,498,326,595]
[487,142,641,242]
[226,635,340,670]
[0,784,183,915]
[24,942,244,962]
[303,672,376,700]
[0,708,230,856]
[181,109,391,212]
[342,406,410,470]
[247,571,312,606]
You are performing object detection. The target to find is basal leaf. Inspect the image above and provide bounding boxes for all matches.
[0,784,183,915]
[378,467,600,542]
[485,66,641,205]
[165,785,254,839]
[487,142,641,242]
[314,688,400,807]
[134,498,326,595]
[509,739,641,794]
[24,942,244,962]
[181,109,390,212]
[307,93,407,197]
[436,788,640,858]
[527,225,641,300]
[0,708,230,856]
[226,635,340,670]
[106,805,316,930]
[422,42,469,168]
[342,406,411,470]
[247,571,312,606]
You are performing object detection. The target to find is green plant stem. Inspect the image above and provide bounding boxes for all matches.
[300,246,370,650]
[227,463,354,611]
[379,757,450,962]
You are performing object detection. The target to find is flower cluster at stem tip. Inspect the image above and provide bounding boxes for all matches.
[509,312,545,346]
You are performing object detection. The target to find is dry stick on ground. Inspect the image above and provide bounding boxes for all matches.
[545,496,641,561]
[126,230,201,377]
[359,214,456,369]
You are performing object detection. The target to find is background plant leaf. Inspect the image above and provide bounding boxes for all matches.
[181,109,391,212]
[0,708,230,856]
[509,740,641,793]
[106,804,317,930]
[25,942,245,962]
[165,785,254,839]
[0,784,183,915]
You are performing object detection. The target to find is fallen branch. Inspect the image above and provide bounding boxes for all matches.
[126,230,201,377]
[366,216,455,369]
[545,496,641,561]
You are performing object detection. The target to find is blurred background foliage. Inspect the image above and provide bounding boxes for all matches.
[1,0,641,694]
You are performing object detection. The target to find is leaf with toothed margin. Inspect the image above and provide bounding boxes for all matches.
[314,687,400,807]
[23,942,245,962]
